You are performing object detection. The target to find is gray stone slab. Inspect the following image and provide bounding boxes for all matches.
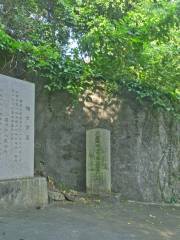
[86,128,111,194]
[0,74,35,180]
[0,177,48,208]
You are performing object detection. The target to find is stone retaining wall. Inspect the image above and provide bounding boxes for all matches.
[35,82,180,202]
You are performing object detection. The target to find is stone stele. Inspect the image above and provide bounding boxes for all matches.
[0,74,35,180]
[86,128,111,194]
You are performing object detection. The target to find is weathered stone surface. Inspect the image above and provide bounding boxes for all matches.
[0,74,35,180]
[48,190,65,201]
[63,192,76,201]
[0,177,48,208]
[35,82,180,202]
[86,128,111,194]
[63,190,80,201]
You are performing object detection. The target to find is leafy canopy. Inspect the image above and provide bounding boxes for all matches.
[0,0,179,115]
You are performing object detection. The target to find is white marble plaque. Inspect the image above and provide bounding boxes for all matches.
[0,74,35,180]
[86,128,111,194]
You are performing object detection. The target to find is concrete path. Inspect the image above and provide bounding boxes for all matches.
[0,201,180,240]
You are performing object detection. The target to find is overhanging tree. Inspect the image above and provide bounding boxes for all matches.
[0,0,179,116]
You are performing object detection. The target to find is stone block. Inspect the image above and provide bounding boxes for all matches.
[0,177,48,208]
[86,128,111,194]
[0,74,35,180]
[48,190,65,201]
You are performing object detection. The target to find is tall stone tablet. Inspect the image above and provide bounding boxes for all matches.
[86,128,111,194]
[0,74,35,180]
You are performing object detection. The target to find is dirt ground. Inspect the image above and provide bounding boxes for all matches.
[0,200,180,240]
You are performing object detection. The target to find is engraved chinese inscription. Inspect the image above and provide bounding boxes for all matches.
[0,74,35,180]
[86,128,111,194]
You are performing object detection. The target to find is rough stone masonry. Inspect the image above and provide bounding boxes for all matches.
[35,81,180,203]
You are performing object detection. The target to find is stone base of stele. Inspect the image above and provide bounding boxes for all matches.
[0,177,48,208]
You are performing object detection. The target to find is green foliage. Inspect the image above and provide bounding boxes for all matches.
[0,0,74,45]
[0,28,20,52]
[0,0,179,116]
[76,0,180,114]
[0,25,90,96]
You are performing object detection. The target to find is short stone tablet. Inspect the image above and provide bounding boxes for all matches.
[86,128,111,194]
[0,74,35,180]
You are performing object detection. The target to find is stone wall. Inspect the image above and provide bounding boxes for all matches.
[35,82,180,202]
